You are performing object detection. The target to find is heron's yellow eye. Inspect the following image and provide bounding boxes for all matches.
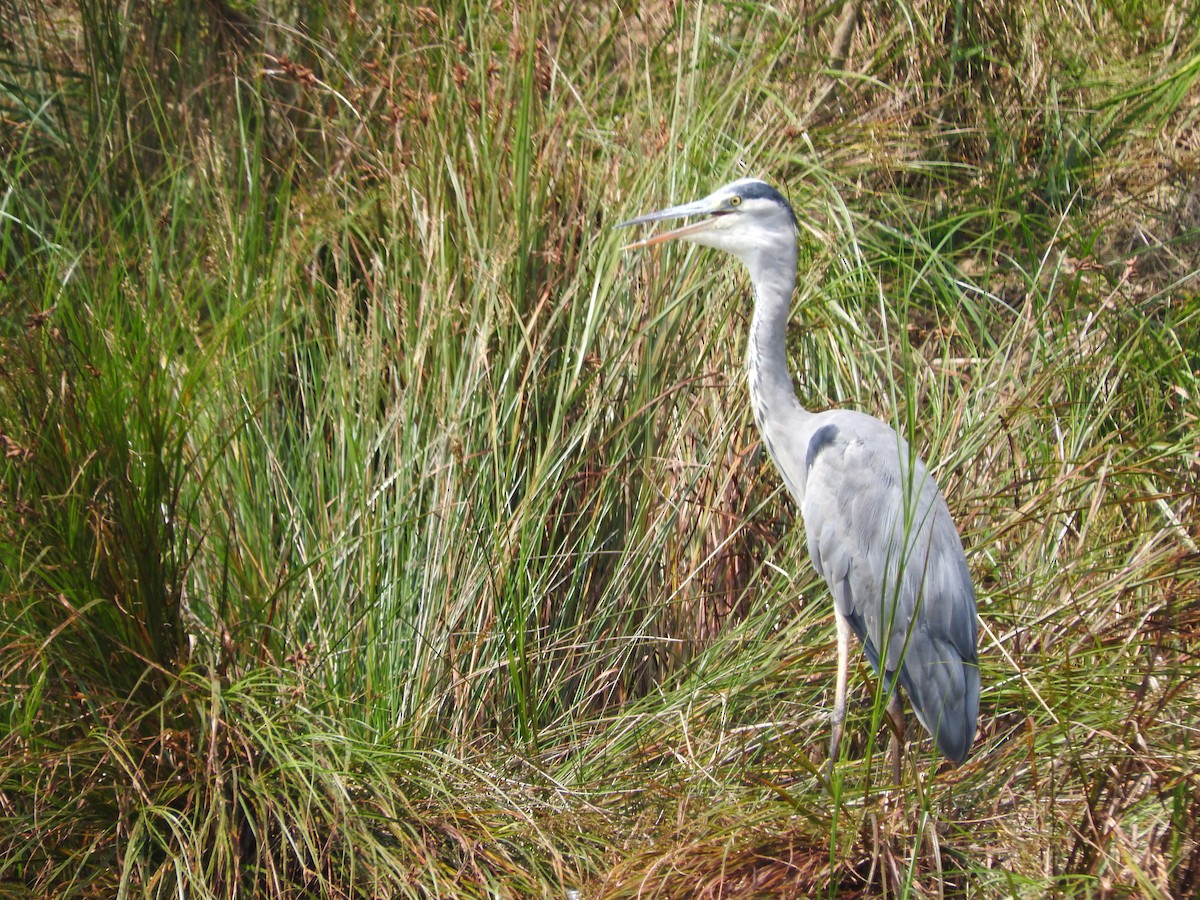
[729,196,742,207]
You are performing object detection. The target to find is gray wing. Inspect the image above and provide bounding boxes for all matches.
[797,412,979,763]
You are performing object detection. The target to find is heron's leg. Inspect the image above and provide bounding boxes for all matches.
[829,613,852,770]
[885,690,905,784]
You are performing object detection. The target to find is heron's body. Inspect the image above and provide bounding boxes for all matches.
[620,178,979,765]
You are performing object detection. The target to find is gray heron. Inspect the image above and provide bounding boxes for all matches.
[618,178,980,770]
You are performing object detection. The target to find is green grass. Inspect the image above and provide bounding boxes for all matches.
[2,0,1198,896]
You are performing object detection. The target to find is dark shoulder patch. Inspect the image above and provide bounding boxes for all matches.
[805,423,839,473]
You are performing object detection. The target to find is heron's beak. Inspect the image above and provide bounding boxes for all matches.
[616,198,721,250]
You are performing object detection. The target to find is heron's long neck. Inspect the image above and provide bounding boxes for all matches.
[745,249,809,431]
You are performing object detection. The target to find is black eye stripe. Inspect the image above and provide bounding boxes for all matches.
[728,181,797,226]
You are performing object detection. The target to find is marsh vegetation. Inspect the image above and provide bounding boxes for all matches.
[2,1,1198,895]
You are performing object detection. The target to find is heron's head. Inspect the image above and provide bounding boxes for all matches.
[617,178,797,264]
